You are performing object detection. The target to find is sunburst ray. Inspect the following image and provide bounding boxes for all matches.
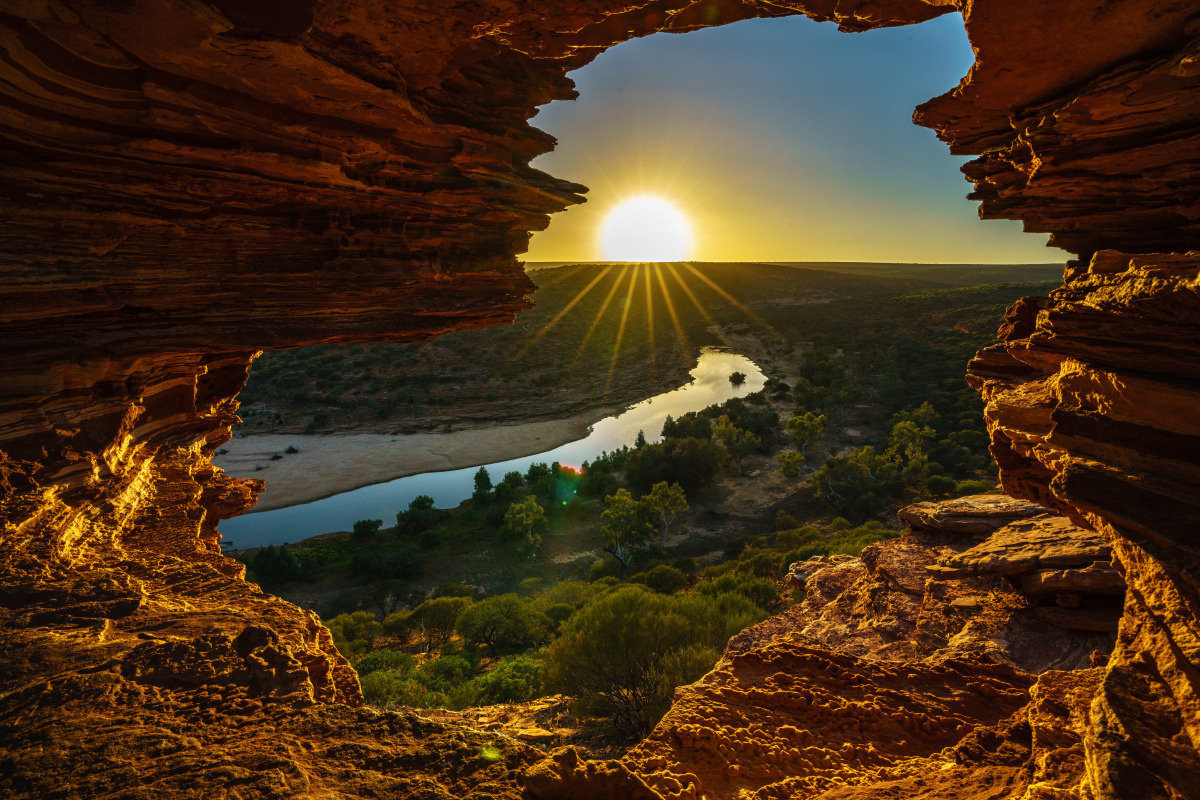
[510,265,614,362]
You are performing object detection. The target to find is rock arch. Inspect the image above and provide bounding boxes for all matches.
[1,1,1199,797]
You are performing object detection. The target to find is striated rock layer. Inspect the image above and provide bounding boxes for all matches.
[2,0,1200,798]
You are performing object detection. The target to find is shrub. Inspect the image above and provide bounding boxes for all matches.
[624,437,728,495]
[545,586,765,734]
[629,564,689,594]
[739,549,785,579]
[355,648,415,677]
[350,542,421,580]
[775,510,800,530]
[352,518,383,542]
[458,655,547,707]
[542,603,575,630]
[456,594,549,655]
[588,558,625,583]
[360,670,447,708]
[432,582,477,600]
[695,573,779,610]
[391,596,472,652]
[926,474,957,497]
[540,580,597,608]
[775,526,823,549]
[250,545,306,585]
[955,479,997,495]
[326,611,381,658]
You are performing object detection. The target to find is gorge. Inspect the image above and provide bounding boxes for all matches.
[2,1,1200,798]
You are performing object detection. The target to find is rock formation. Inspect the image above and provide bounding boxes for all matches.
[2,0,1200,798]
[525,500,1118,799]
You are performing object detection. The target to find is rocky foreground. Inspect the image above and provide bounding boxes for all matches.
[3,1,1200,797]
[525,495,1122,800]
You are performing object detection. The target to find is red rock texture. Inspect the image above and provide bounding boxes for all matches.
[3,1,1200,798]
[525,505,1119,800]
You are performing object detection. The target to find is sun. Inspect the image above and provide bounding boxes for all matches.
[600,196,693,262]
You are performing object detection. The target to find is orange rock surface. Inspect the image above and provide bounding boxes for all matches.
[2,1,1200,798]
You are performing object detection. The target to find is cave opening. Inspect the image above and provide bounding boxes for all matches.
[3,1,1200,797]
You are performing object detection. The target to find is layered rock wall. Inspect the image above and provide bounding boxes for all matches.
[3,0,1200,797]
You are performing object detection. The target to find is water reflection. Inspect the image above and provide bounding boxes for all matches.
[222,348,764,548]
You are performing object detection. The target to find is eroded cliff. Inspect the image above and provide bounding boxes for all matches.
[2,1,1200,798]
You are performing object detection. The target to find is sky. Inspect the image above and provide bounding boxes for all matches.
[524,13,1056,264]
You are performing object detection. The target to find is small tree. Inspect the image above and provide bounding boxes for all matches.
[398,596,472,652]
[710,415,761,476]
[775,450,806,479]
[456,594,548,656]
[600,488,653,568]
[352,518,383,542]
[785,411,826,457]
[473,467,493,500]
[642,481,688,547]
[729,371,746,385]
[503,496,548,557]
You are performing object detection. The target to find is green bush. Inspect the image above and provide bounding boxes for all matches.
[542,603,575,630]
[738,549,785,579]
[775,510,800,530]
[456,594,549,655]
[389,596,472,652]
[545,585,765,734]
[360,670,447,708]
[588,558,625,582]
[624,437,728,496]
[775,526,823,549]
[326,611,381,658]
[629,564,689,594]
[540,580,597,608]
[458,655,547,707]
[955,479,997,495]
[926,474,956,497]
[355,648,415,677]
[695,572,779,610]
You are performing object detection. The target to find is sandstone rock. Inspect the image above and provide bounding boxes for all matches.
[1020,561,1126,596]
[929,515,1110,579]
[898,494,1049,535]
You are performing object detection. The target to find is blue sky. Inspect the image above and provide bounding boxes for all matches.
[525,13,1057,264]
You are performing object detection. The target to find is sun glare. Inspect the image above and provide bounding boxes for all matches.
[600,196,692,262]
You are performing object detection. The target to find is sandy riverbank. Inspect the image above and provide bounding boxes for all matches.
[214,414,609,512]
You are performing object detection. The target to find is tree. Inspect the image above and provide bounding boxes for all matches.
[624,437,727,495]
[710,415,760,476]
[729,371,746,385]
[885,419,935,468]
[456,594,549,655]
[544,586,764,734]
[503,496,548,557]
[785,411,827,457]
[600,488,653,568]
[473,467,493,500]
[352,518,383,542]
[390,596,472,652]
[642,481,689,547]
[397,494,442,540]
[634,430,648,449]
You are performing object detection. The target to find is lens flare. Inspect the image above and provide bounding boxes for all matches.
[600,196,692,262]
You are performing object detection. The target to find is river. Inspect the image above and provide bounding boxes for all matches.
[221,348,764,548]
